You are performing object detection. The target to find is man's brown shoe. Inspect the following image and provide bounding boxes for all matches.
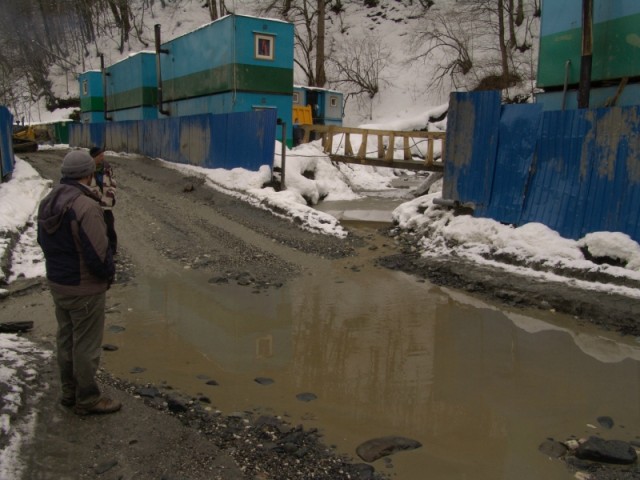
[74,397,122,416]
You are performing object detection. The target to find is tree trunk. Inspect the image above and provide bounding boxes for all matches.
[507,0,517,49]
[315,0,326,87]
[282,0,293,18]
[209,1,218,20]
[497,0,510,83]
[515,0,524,26]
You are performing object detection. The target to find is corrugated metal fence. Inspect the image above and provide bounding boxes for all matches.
[0,106,15,180]
[70,109,277,171]
[444,91,640,242]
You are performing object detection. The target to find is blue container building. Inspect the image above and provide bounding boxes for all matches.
[78,70,105,124]
[157,14,294,142]
[293,85,343,125]
[105,51,159,122]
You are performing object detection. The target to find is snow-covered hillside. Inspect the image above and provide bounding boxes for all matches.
[32,0,539,127]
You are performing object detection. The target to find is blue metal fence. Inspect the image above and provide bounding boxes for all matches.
[0,106,14,180]
[69,109,277,172]
[444,91,640,242]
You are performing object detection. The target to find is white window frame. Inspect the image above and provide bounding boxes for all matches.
[255,34,274,60]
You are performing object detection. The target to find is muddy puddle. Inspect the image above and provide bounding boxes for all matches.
[103,220,640,480]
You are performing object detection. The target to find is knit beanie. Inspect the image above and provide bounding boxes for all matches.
[61,150,95,179]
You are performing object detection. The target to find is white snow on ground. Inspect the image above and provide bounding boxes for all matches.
[0,334,51,479]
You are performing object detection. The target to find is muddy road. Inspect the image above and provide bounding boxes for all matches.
[7,149,640,480]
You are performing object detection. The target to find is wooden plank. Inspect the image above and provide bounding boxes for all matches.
[330,154,444,172]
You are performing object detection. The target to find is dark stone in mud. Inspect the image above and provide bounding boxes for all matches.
[255,415,292,434]
[198,396,211,404]
[102,344,118,351]
[167,396,188,413]
[350,463,377,480]
[134,386,160,398]
[576,436,638,464]
[598,416,615,429]
[565,456,594,470]
[235,271,255,286]
[356,436,422,462]
[538,439,568,458]
[205,379,219,386]
[107,325,125,333]
[254,377,274,385]
[94,459,118,474]
[296,392,318,402]
[130,366,146,374]
[208,276,229,284]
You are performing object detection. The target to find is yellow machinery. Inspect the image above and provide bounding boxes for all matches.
[292,105,312,125]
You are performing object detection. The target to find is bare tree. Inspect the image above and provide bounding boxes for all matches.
[259,0,331,87]
[315,0,327,87]
[329,35,390,119]
[411,0,539,96]
[207,1,227,21]
[410,9,475,91]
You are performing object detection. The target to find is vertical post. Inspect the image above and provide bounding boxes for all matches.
[277,119,287,190]
[578,0,593,109]
[100,54,112,121]
[155,24,170,116]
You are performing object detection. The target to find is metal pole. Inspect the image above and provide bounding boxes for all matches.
[100,54,112,121]
[562,60,571,110]
[155,24,170,116]
[578,0,593,108]
[280,121,287,190]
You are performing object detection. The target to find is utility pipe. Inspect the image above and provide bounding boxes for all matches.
[154,24,170,116]
[277,118,287,189]
[562,60,571,110]
[100,54,112,121]
[577,0,593,108]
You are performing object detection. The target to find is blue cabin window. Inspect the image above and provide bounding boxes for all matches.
[330,96,338,108]
[82,80,88,96]
[255,34,274,60]
[293,92,300,104]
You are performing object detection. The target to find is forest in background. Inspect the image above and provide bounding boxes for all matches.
[0,0,540,124]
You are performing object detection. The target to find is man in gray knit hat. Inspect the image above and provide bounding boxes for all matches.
[37,150,121,415]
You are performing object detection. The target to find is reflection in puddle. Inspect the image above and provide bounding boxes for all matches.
[104,256,640,480]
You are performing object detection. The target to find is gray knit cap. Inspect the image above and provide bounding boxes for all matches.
[61,150,95,179]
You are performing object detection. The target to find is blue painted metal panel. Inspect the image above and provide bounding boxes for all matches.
[163,92,292,145]
[221,110,276,170]
[110,107,158,122]
[0,106,14,180]
[293,86,306,105]
[521,109,595,237]
[451,91,640,242]
[161,17,234,80]
[81,112,106,124]
[107,52,157,93]
[78,71,103,98]
[541,0,640,36]
[536,84,640,111]
[482,103,542,223]
[70,110,276,172]
[580,107,640,238]
[234,16,294,70]
[443,91,501,207]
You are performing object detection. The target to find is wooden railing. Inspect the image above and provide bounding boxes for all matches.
[299,124,445,172]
